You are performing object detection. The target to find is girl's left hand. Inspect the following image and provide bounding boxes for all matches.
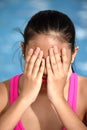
[46,46,69,105]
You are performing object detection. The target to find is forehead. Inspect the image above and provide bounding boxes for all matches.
[26,34,71,57]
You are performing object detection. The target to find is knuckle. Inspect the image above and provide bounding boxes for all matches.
[25,55,30,61]
[57,58,61,62]
[24,73,30,79]
[52,61,56,66]
[28,63,33,69]
[30,59,35,64]
[34,63,39,68]
[25,59,29,64]
[31,76,35,81]
[35,59,41,65]
[64,60,68,64]
[39,66,44,73]
[26,72,31,77]
[47,66,51,70]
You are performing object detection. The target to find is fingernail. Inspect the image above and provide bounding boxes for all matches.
[35,47,40,53]
[40,50,43,56]
[28,48,33,54]
[63,48,66,52]
[54,46,58,52]
[50,47,53,52]
[36,47,40,50]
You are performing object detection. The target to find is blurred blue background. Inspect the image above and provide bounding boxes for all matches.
[0,0,87,81]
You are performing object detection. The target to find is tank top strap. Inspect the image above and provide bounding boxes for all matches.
[63,73,78,130]
[68,72,78,112]
[10,74,22,105]
[10,74,25,130]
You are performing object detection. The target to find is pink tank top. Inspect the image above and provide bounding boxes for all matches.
[10,73,78,130]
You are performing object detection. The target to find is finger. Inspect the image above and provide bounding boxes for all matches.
[46,56,52,76]
[27,47,40,76]
[38,58,45,79]
[53,46,62,70]
[24,48,34,74]
[62,48,68,73]
[49,48,58,74]
[32,50,43,78]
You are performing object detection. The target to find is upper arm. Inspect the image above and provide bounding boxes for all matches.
[83,78,87,126]
[79,76,87,108]
[80,76,87,126]
[83,78,87,113]
[78,76,87,120]
[0,82,9,115]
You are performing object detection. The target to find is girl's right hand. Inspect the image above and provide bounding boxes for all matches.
[20,47,45,105]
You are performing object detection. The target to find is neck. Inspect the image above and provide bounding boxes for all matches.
[67,65,73,81]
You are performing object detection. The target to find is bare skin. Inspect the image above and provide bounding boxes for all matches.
[0,34,87,130]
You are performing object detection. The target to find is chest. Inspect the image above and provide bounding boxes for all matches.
[20,101,85,130]
[20,99,63,130]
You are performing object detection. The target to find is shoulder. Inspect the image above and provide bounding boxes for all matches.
[0,74,22,115]
[0,79,10,114]
[78,74,87,88]
[78,74,87,94]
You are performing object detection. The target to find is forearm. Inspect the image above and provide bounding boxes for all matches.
[0,95,30,130]
[54,97,87,130]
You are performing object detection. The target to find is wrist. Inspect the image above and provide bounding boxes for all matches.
[52,95,66,108]
[19,93,31,107]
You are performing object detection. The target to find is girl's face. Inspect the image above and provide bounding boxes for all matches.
[23,33,78,75]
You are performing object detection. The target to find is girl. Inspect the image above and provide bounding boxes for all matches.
[0,10,87,130]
